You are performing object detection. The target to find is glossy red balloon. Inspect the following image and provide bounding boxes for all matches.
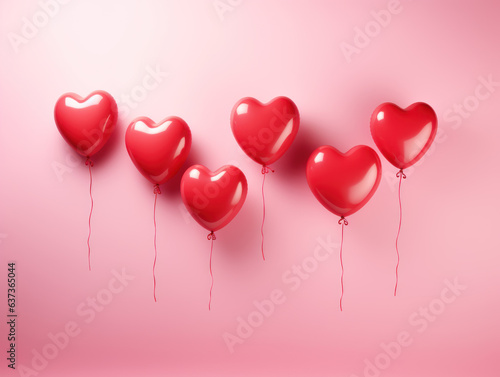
[125,116,192,185]
[181,165,248,232]
[370,102,438,170]
[306,145,382,218]
[54,90,118,157]
[230,96,300,166]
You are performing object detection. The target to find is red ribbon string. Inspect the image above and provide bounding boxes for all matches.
[153,184,161,302]
[338,216,348,311]
[207,231,216,310]
[85,157,94,271]
[394,169,406,296]
[260,166,274,261]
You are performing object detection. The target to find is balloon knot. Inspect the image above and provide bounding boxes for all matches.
[261,165,275,174]
[207,231,216,241]
[396,169,406,179]
[85,157,94,167]
[153,184,161,195]
[338,217,348,226]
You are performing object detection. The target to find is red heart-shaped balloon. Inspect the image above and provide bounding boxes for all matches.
[54,90,118,157]
[370,102,438,170]
[230,96,300,166]
[125,116,192,185]
[181,165,248,232]
[306,145,382,218]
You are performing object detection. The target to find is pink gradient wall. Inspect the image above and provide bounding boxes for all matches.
[1,0,499,376]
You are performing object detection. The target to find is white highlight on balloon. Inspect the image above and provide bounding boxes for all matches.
[231,182,243,206]
[348,163,378,204]
[173,137,185,159]
[236,103,248,115]
[271,119,294,154]
[134,120,172,135]
[189,169,200,179]
[211,171,226,182]
[65,95,102,109]
[314,152,324,163]
[404,122,432,162]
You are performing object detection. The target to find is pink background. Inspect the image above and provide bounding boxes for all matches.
[1,0,499,376]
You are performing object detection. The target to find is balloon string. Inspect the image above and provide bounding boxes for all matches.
[85,157,94,271]
[338,217,348,311]
[260,166,274,261]
[153,184,161,302]
[395,169,406,296]
[207,231,216,310]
